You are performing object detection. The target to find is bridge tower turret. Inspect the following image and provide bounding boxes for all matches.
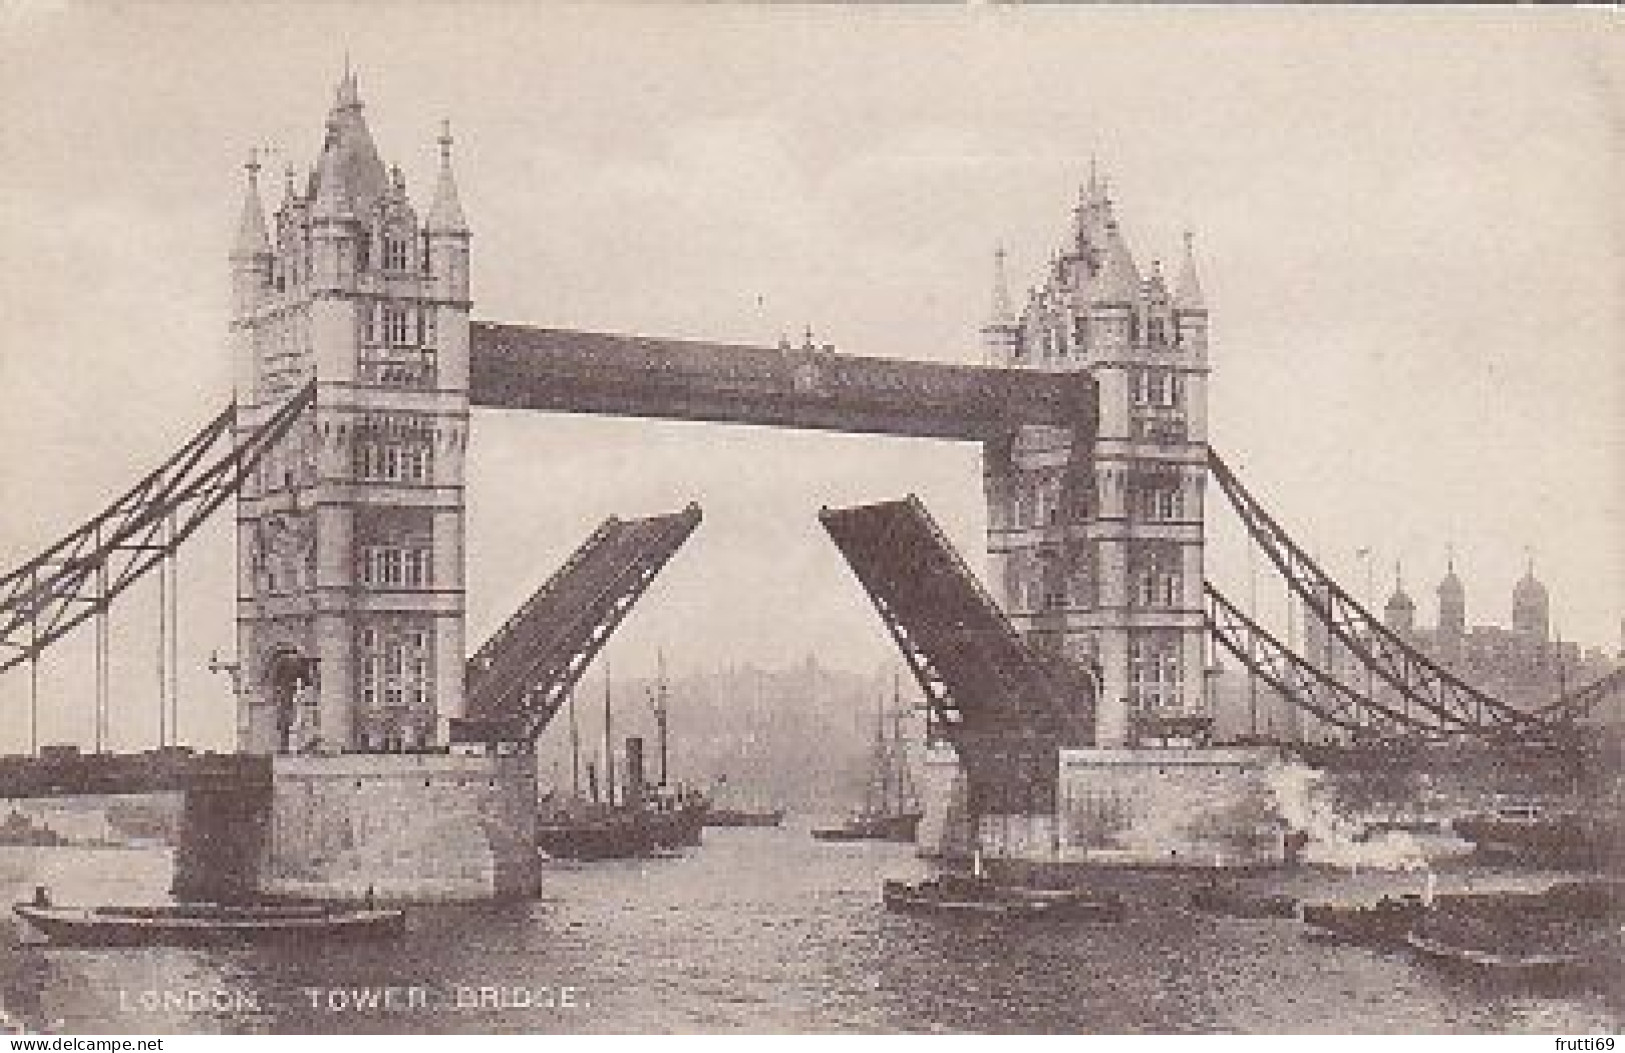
[985,174,1210,748]
[232,70,470,757]
[981,244,1022,365]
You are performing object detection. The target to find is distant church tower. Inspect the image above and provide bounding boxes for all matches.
[1511,555,1550,643]
[1383,567,1416,635]
[1436,553,1465,658]
[983,171,1210,747]
[231,71,472,755]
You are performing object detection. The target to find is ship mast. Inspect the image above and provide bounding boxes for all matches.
[602,662,615,808]
[890,671,918,813]
[653,650,670,788]
[871,690,890,818]
[567,687,581,799]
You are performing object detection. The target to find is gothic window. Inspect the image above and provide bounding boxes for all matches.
[1040,548,1068,610]
[1132,478,1185,522]
[359,544,433,589]
[358,626,434,742]
[384,304,412,346]
[1129,633,1183,713]
[409,631,431,708]
[384,233,410,272]
[355,437,433,482]
[1132,543,1183,608]
[1147,370,1168,406]
[360,629,381,710]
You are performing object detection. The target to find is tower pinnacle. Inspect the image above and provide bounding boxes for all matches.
[232,147,271,260]
[990,243,1014,326]
[426,118,469,235]
[335,62,361,112]
[1174,230,1205,311]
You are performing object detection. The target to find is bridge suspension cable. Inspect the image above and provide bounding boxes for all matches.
[1207,447,1565,739]
[0,382,316,677]
[1203,582,1453,743]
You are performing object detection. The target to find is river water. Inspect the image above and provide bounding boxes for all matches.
[0,825,1620,1034]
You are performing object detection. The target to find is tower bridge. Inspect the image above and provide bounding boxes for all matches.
[1,72,1617,897]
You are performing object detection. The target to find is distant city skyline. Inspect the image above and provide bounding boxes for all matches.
[0,6,1618,754]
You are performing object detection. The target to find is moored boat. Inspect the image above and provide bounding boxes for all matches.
[1189,879,1299,920]
[1452,802,1615,867]
[1402,929,1598,974]
[704,807,785,829]
[883,873,1125,921]
[1300,894,1428,945]
[812,811,921,843]
[13,900,405,946]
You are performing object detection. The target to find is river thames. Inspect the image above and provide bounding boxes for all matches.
[1,826,1619,1034]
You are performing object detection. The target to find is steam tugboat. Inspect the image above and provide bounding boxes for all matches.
[538,662,705,860]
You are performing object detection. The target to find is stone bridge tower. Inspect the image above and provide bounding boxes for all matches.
[983,172,1210,748]
[230,71,471,756]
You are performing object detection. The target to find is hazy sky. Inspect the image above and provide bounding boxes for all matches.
[0,5,1619,754]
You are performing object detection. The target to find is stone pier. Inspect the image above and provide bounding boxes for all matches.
[175,753,539,902]
[919,745,1290,871]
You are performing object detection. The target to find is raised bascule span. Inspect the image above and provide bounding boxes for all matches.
[818,496,1092,815]
[456,504,703,746]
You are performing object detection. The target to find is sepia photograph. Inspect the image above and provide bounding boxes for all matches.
[0,2,1619,1038]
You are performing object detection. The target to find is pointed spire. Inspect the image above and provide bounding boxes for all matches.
[1175,230,1206,311]
[281,163,299,208]
[311,119,352,221]
[335,57,361,112]
[1386,560,1414,611]
[1072,160,1110,260]
[427,119,469,235]
[313,64,388,217]
[232,148,271,260]
[990,243,1014,326]
[1090,204,1140,306]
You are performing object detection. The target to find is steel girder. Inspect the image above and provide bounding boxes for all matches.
[0,383,315,675]
[1206,448,1554,739]
[1203,582,1452,743]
